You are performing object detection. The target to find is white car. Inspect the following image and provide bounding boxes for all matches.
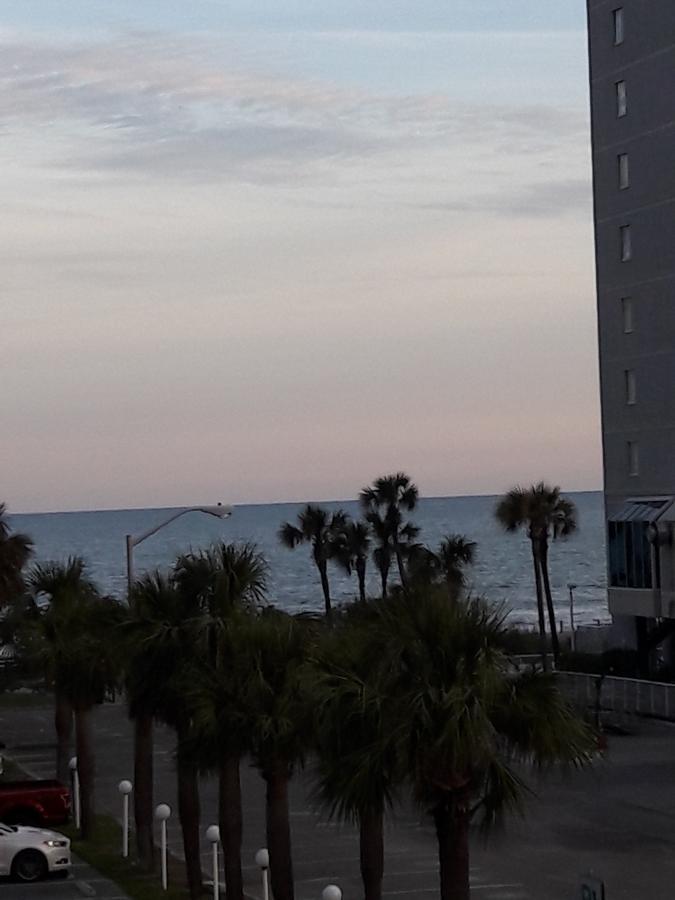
[0,822,71,881]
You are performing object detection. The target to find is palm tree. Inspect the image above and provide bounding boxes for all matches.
[28,559,122,838]
[279,505,347,615]
[122,571,182,868]
[26,559,96,785]
[368,512,393,599]
[374,589,594,900]
[239,610,315,900]
[178,543,267,900]
[311,610,401,900]
[437,535,476,600]
[0,503,33,608]
[359,473,419,589]
[333,520,371,603]
[495,483,578,667]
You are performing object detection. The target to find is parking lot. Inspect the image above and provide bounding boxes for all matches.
[4,699,675,899]
[0,856,130,900]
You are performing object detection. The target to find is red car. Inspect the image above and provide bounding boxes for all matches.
[0,781,71,828]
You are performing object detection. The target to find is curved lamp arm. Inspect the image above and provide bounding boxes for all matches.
[126,504,233,592]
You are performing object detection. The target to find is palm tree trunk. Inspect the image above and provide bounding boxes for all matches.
[177,736,203,900]
[530,539,549,672]
[356,559,367,603]
[394,542,408,589]
[433,790,470,900]
[133,713,154,868]
[219,754,244,900]
[539,540,561,666]
[74,705,95,840]
[265,761,294,900]
[318,561,331,616]
[54,691,73,784]
[359,808,383,900]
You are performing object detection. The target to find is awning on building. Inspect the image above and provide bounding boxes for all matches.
[609,498,675,523]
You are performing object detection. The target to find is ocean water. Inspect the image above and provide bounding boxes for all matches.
[9,492,609,628]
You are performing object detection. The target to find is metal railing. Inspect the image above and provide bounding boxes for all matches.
[556,670,675,721]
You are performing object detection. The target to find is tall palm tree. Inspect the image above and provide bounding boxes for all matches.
[311,610,401,900]
[333,520,371,603]
[368,512,393,599]
[239,610,315,900]
[495,483,577,667]
[28,559,122,838]
[124,568,205,898]
[0,503,33,608]
[359,473,419,589]
[26,558,96,785]
[122,571,182,868]
[374,589,594,900]
[279,505,347,615]
[177,543,267,900]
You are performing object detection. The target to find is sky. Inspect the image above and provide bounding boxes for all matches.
[2,1,602,513]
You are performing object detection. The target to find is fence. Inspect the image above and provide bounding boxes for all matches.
[556,670,675,722]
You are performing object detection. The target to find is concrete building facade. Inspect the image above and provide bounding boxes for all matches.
[588,1,675,654]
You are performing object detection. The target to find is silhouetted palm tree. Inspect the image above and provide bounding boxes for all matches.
[0,503,33,608]
[495,483,577,667]
[360,473,419,590]
[28,559,122,838]
[240,610,315,900]
[333,520,371,603]
[374,589,594,900]
[437,535,477,600]
[179,543,267,900]
[279,505,347,615]
[311,609,401,900]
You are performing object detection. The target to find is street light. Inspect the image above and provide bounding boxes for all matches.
[155,803,171,890]
[255,848,270,900]
[568,583,577,652]
[322,887,342,900]
[206,825,221,900]
[126,504,233,593]
[118,780,133,858]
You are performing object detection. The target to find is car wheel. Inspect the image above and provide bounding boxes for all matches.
[12,849,48,882]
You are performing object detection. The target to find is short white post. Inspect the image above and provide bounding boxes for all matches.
[155,804,171,890]
[69,757,80,830]
[322,886,342,900]
[206,825,220,900]
[255,848,270,900]
[118,780,133,858]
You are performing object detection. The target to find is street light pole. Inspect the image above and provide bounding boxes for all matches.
[125,504,233,595]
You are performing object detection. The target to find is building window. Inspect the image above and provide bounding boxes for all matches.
[628,440,639,476]
[613,8,625,45]
[620,225,632,261]
[616,80,627,117]
[622,297,634,333]
[625,369,636,404]
[618,153,629,189]
[608,520,652,589]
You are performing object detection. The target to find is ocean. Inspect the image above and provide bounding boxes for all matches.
[9,492,609,628]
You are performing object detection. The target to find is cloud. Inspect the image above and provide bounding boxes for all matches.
[0,31,588,186]
[415,178,592,219]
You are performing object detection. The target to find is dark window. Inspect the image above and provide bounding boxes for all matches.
[608,519,653,589]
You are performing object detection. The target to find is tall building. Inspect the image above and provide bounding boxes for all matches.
[588,1,675,662]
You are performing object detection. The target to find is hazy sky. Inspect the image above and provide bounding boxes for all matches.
[3,1,601,513]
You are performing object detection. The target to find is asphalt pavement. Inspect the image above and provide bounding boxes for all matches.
[0,855,130,900]
[4,699,675,899]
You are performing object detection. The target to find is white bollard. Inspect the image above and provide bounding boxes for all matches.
[255,848,270,900]
[322,887,342,900]
[118,780,133,858]
[206,825,220,900]
[69,757,80,830]
[155,804,171,890]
